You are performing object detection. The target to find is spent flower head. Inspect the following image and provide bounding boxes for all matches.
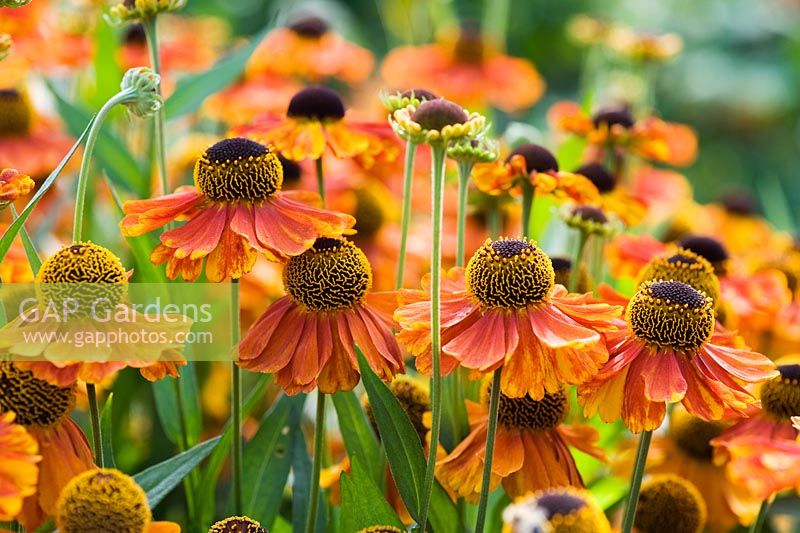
[120,67,162,118]
[107,0,186,24]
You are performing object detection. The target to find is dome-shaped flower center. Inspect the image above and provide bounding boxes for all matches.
[627,280,714,350]
[0,88,33,137]
[483,379,567,430]
[364,377,429,442]
[277,154,302,186]
[669,409,725,461]
[571,205,608,224]
[677,235,729,275]
[411,99,468,131]
[592,106,634,129]
[466,238,554,309]
[357,527,404,533]
[284,237,372,311]
[353,187,384,240]
[535,491,587,519]
[506,143,559,174]
[195,137,283,202]
[56,469,150,533]
[209,516,267,533]
[400,88,437,102]
[0,362,76,427]
[38,242,126,284]
[122,23,147,46]
[638,248,720,307]
[760,364,800,421]
[287,86,346,121]
[635,475,706,533]
[575,163,616,193]
[287,15,329,38]
[453,25,484,64]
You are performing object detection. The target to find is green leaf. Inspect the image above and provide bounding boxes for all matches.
[89,19,123,108]
[589,476,628,511]
[9,205,41,274]
[339,456,404,532]
[291,414,328,533]
[241,394,305,527]
[196,374,271,530]
[47,80,149,196]
[556,135,587,173]
[164,23,273,120]
[134,436,220,510]
[151,367,202,447]
[331,390,382,484]
[0,123,88,265]
[100,393,116,469]
[356,350,461,532]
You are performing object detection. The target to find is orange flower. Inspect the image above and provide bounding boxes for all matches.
[438,379,605,501]
[626,406,761,532]
[247,15,373,84]
[0,83,75,179]
[0,223,33,282]
[548,101,697,167]
[381,25,544,113]
[238,237,404,395]
[0,167,33,205]
[395,238,622,399]
[203,74,302,126]
[472,143,599,204]
[629,165,693,225]
[579,280,778,433]
[0,363,94,531]
[719,436,800,501]
[0,411,39,522]
[120,137,355,281]
[573,162,645,226]
[234,85,397,164]
[0,242,187,386]
[605,232,667,279]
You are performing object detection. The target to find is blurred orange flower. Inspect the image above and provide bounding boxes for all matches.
[0,167,33,205]
[0,411,39,522]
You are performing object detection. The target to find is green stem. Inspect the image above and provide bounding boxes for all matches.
[142,17,168,195]
[568,232,589,293]
[315,157,326,207]
[395,140,418,289]
[748,499,771,533]
[487,199,502,239]
[621,430,653,533]
[588,235,605,289]
[86,384,104,468]
[418,145,447,532]
[72,90,136,242]
[173,378,197,520]
[520,181,534,238]
[456,161,473,268]
[483,0,511,47]
[474,368,501,533]
[230,279,243,515]
[305,392,326,533]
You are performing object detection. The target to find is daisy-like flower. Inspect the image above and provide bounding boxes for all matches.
[718,435,800,501]
[0,83,75,179]
[501,486,611,533]
[0,411,39,522]
[622,405,759,532]
[56,468,179,533]
[395,238,622,399]
[120,137,355,281]
[234,86,397,163]
[0,167,33,207]
[548,102,697,167]
[209,516,267,533]
[634,475,707,533]
[438,379,606,501]
[237,237,404,395]
[472,143,600,204]
[579,280,778,433]
[246,15,374,84]
[388,97,486,146]
[636,247,721,308]
[573,162,645,226]
[0,242,187,386]
[0,363,94,530]
[381,24,545,113]
[605,26,684,63]
[561,205,617,238]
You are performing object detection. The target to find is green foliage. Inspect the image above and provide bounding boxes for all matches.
[339,457,404,532]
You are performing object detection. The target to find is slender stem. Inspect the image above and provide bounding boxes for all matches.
[568,232,589,293]
[621,430,653,533]
[305,392,326,533]
[86,384,104,468]
[474,368,502,533]
[520,181,534,239]
[748,499,771,533]
[142,17,168,196]
[315,157,326,207]
[418,145,447,532]
[487,199,502,239]
[173,378,197,519]
[395,140,418,289]
[73,90,136,241]
[456,161,473,268]
[230,279,243,515]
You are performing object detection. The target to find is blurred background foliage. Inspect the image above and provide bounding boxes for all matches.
[185,0,800,230]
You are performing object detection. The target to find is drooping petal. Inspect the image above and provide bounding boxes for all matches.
[120,186,203,236]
